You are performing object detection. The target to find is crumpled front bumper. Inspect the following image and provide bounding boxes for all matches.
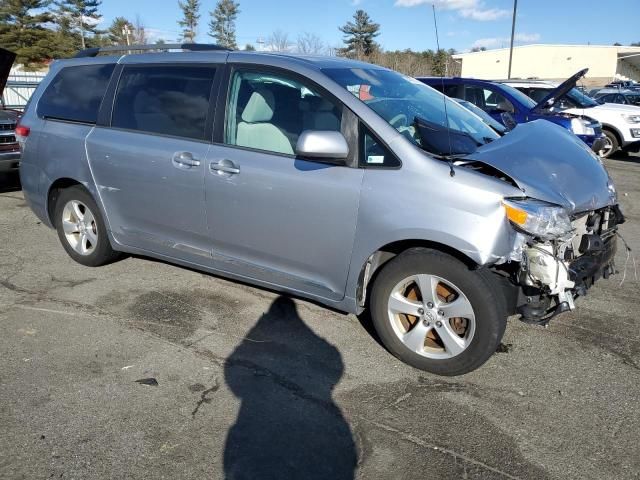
[568,234,617,293]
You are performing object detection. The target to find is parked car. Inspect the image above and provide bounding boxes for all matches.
[604,80,638,89]
[592,89,640,106]
[452,98,507,135]
[418,75,605,154]
[0,48,21,174]
[18,45,623,376]
[502,70,640,158]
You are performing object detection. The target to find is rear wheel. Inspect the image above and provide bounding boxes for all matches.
[598,130,619,159]
[370,248,506,376]
[54,186,121,267]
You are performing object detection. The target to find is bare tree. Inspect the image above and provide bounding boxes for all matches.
[133,14,147,44]
[267,30,291,52]
[296,32,324,54]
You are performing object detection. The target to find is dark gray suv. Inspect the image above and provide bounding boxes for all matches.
[18,44,623,375]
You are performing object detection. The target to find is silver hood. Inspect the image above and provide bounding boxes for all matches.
[463,120,615,213]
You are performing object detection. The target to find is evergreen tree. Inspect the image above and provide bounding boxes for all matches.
[0,0,54,66]
[51,12,81,58]
[178,0,200,43]
[208,0,239,49]
[108,16,134,45]
[339,10,380,59]
[55,0,102,50]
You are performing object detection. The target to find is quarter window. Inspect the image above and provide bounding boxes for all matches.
[111,65,216,141]
[224,70,342,156]
[360,124,400,168]
[37,64,115,123]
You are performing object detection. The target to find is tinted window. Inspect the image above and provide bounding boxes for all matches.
[225,70,342,155]
[360,124,400,168]
[112,65,216,141]
[464,86,514,113]
[37,64,115,123]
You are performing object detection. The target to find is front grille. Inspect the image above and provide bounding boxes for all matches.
[0,135,16,144]
[0,123,16,131]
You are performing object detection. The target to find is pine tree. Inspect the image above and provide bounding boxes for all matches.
[178,0,200,43]
[339,10,380,59]
[0,0,55,66]
[55,0,102,50]
[208,0,239,49]
[108,17,134,45]
[51,12,81,58]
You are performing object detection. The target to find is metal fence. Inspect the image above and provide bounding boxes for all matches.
[2,70,47,110]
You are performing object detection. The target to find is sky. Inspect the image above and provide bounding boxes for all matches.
[98,0,640,52]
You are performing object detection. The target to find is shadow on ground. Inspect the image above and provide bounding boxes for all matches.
[0,172,20,193]
[223,296,357,480]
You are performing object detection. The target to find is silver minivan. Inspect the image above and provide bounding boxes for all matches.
[18,45,623,375]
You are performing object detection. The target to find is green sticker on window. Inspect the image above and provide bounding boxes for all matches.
[367,155,384,164]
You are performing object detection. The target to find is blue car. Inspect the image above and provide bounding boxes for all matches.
[418,70,606,153]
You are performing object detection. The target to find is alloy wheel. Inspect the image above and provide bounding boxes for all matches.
[61,200,98,256]
[387,274,476,359]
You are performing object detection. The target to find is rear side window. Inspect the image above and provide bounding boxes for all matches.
[37,64,115,123]
[111,65,216,141]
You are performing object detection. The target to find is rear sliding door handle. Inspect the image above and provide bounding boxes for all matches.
[210,159,240,175]
[172,151,201,167]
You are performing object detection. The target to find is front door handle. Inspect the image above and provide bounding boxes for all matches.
[172,151,201,168]
[210,159,240,175]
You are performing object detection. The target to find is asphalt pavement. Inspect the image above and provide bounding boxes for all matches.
[1,153,639,479]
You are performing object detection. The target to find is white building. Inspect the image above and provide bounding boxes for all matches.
[453,44,640,86]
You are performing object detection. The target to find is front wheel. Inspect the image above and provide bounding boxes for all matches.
[598,130,619,159]
[370,248,507,376]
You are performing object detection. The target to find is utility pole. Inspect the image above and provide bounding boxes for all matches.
[122,26,132,46]
[507,0,518,79]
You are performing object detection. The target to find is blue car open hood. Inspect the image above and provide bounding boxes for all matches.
[463,120,615,213]
[531,68,588,113]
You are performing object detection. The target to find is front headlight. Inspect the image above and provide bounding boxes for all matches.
[622,114,640,124]
[503,199,573,240]
[570,118,596,135]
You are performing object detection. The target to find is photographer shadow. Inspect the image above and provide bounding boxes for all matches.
[223,296,357,480]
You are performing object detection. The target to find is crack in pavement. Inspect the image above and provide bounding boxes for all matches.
[191,379,220,419]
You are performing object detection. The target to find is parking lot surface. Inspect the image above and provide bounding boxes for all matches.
[1,154,639,480]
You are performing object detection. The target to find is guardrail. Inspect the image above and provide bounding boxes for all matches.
[2,73,46,111]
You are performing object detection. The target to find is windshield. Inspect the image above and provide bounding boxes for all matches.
[521,86,599,109]
[453,98,506,134]
[564,88,599,108]
[322,67,499,156]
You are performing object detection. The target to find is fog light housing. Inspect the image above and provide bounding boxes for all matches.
[630,128,640,138]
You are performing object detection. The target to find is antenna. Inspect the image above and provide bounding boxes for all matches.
[432,4,455,177]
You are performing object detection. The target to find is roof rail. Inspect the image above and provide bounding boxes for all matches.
[74,43,228,58]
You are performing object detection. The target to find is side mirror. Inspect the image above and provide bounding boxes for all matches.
[296,131,349,161]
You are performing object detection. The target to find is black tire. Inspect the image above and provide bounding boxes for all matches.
[54,185,121,267]
[369,248,507,376]
[599,130,619,159]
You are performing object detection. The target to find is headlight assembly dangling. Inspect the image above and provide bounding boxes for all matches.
[502,198,574,241]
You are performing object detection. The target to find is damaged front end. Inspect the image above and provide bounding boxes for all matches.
[502,203,624,325]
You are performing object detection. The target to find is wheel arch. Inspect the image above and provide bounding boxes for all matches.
[355,239,479,309]
[46,178,89,225]
[601,124,623,146]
